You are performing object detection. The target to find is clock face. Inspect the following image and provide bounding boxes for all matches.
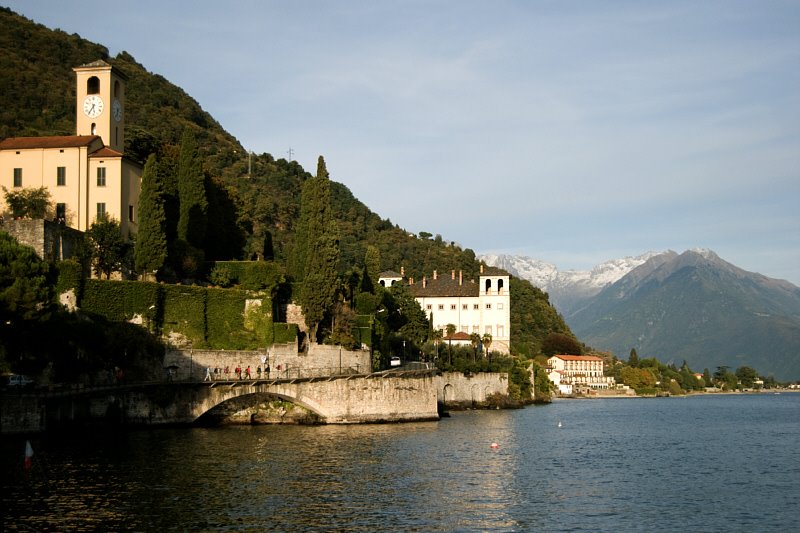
[112,99,122,122]
[83,95,104,118]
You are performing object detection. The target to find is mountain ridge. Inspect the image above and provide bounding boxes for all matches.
[484,249,800,380]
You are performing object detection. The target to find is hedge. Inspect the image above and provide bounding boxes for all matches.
[74,279,290,350]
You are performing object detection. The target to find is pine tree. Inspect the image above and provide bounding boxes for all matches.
[176,128,207,248]
[134,155,168,280]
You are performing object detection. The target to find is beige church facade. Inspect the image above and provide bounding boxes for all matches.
[0,60,140,236]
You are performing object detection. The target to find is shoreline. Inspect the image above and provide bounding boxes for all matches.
[554,388,800,400]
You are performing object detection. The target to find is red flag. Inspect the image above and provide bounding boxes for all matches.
[24,440,33,470]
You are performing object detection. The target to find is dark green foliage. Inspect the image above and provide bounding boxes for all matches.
[540,332,583,356]
[735,366,758,388]
[177,128,207,247]
[81,279,161,321]
[135,155,168,277]
[162,284,207,346]
[3,186,52,219]
[86,215,128,279]
[206,288,249,349]
[0,231,52,322]
[54,259,84,301]
[296,157,340,341]
[628,348,640,367]
[240,261,284,293]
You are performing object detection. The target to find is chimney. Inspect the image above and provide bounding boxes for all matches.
[400,266,405,277]
[451,270,455,280]
[459,270,463,285]
[423,276,427,288]
[409,277,414,285]
[433,270,438,280]
[480,264,484,274]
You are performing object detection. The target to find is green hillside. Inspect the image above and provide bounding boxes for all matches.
[0,7,575,357]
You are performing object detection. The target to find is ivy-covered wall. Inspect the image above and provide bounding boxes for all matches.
[73,278,289,350]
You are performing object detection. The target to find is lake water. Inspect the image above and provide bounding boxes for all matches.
[2,393,799,532]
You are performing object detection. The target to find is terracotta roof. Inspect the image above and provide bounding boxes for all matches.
[445,331,472,341]
[408,276,478,297]
[0,135,102,150]
[550,354,604,362]
[90,147,123,157]
[379,270,403,278]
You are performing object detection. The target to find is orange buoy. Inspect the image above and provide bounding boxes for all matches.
[490,442,500,449]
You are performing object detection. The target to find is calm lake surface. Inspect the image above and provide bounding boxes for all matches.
[3,393,799,532]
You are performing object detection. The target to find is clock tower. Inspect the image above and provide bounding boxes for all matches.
[74,60,127,153]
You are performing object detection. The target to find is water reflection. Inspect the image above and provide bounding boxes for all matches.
[3,395,799,531]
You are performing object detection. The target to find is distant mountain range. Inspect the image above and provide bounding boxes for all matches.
[482,250,800,381]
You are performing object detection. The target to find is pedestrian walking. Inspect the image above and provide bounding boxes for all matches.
[245,366,251,379]
[204,367,212,381]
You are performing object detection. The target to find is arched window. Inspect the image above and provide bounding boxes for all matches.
[497,279,504,294]
[484,278,492,294]
[91,123,97,135]
[87,76,100,95]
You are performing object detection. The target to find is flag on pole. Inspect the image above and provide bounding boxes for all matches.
[24,440,33,470]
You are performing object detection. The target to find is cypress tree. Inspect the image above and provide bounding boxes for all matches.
[176,128,207,248]
[296,155,340,342]
[134,155,168,280]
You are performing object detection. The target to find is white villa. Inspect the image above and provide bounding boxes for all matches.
[379,265,511,354]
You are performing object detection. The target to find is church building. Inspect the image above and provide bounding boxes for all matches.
[0,60,141,236]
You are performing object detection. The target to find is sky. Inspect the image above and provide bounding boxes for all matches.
[5,1,800,285]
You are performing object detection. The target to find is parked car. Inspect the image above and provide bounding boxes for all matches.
[6,374,34,388]
[390,357,401,367]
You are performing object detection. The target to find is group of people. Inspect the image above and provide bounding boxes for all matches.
[203,364,271,381]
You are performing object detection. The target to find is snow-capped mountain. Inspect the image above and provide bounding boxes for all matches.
[480,251,664,315]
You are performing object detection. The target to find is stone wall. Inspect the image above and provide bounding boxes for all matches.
[163,343,372,381]
[2,218,84,262]
[436,372,509,406]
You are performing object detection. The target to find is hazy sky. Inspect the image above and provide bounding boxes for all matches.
[6,1,800,284]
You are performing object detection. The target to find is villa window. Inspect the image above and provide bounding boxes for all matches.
[473,304,479,310]
[128,205,135,222]
[485,303,492,310]
[13,168,22,187]
[450,304,457,310]
[96,202,106,220]
[497,326,505,337]
[97,167,106,187]
[485,326,492,335]
[426,304,432,311]
[462,304,468,310]
[57,166,66,186]
[497,303,504,310]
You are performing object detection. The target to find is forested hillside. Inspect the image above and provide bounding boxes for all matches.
[0,7,575,357]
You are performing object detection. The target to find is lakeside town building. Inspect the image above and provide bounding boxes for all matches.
[380,265,511,354]
[547,354,616,394]
[0,60,141,237]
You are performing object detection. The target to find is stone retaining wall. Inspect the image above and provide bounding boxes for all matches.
[163,343,372,381]
[436,372,509,406]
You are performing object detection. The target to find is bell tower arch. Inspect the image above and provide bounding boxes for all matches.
[73,60,127,153]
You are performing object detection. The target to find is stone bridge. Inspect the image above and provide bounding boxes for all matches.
[2,370,441,432]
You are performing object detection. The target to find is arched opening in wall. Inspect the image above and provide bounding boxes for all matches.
[497,278,504,294]
[91,123,97,135]
[114,79,120,98]
[380,280,385,287]
[195,392,322,426]
[443,383,455,404]
[484,278,492,294]
[87,76,100,95]
[471,383,482,404]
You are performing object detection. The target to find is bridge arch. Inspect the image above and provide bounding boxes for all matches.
[190,383,332,423]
